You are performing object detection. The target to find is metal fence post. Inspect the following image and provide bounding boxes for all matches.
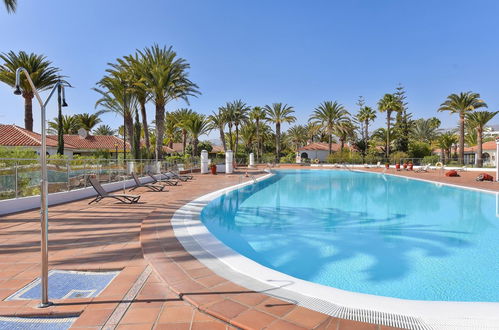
[14,161,18,199]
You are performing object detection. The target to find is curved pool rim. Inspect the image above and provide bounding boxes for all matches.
[171,170,499,329]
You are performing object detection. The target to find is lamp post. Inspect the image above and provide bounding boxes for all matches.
[13,68,68,308]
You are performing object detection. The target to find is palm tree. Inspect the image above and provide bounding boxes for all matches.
[221,103,235,151]
[438,92,488,165]
[334,120,356,150]
[230,100,250,156]
[286,125,308,152]
[309,101,349,154]
[120,54,152,153]
[240,123,257,154]
[75,112,103,132]
[94,71,138,154]
[0,51,64,131]
[164,112,181,148]
[3,0,15,13]
[93,124,116,136]
[356,106,377,142]
[48,115,79,135]
[174,108,195,153]
[264,103,296,161]
[466,111,499,167]
[371,127,394,155]
[411,118,441,144]
[437,132,458,163]
[249,106,267,162]
[183,114,210,156]
[208,109,227,151]
[135,45,199,159]
[377,93,402,158]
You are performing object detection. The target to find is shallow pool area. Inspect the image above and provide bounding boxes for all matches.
[200,170,499,302]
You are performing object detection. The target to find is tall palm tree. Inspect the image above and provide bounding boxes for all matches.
[264,103,296,161]
[309,101,349,154]
[0,51,64,131]
[438,92,488,165]
[135,45,199,159]
[356,106,377,142]
[75,112,103,132]
[183,114,210,156]
[174,108,195,154]
[93,124,116,136]
[249,106,267,162]
[4,0,16,13]
[230,100,250,156]
[466,110,499,167]
[120,54,152,154]
[377,93,402,158]
[48,115,79,135]
[208,109,227,151]
[240,122,257,154]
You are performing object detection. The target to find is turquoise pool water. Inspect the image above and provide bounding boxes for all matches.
[201,170,499,302]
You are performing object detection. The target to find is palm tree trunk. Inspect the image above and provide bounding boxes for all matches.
[182,129,187,154]
[364,121,369,142]
[219,126,226,151]
[256,119,260,162]
[23,94,34,131]
[459,114,465,165]
[125,112,134,154]
[139,101,150,155]
[328,133,332,155]
[340,138,345,151]
[235,124,239,157]
[477,128,483,167]
[440,148,445,163]
[155,103,165,160]
[193,137,198,156]
[276,122,281,162]
[228,124,233,151]
[386,110,391,159]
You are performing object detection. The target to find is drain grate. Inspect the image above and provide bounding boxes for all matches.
[0,316,77,330]
[5,270,119,301]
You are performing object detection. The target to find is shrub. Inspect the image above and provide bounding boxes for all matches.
[408,142,432,158]
[422,155,439,165]
[389,151,409,164]
[280,152,296,164]
[327,150,363,164]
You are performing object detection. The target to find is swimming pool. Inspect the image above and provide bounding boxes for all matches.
[200,170,499,302]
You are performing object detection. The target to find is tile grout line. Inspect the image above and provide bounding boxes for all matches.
[101,265,152,330]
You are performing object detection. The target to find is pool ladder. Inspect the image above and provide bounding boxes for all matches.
[239,174,257,184]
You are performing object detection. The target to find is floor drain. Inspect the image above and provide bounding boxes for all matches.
[5,270,120,301]
[0,316,77,330]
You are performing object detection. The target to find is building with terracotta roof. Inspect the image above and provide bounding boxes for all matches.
[0,124,130,158]
[434,140,497,166]
[0,124,75,156]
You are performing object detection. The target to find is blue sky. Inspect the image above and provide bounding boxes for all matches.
[1,0,499,139]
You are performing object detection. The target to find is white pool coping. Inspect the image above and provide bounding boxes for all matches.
[171,170,499,330]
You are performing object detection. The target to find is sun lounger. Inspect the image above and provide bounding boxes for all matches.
[147,171,179,186]
[88,177,140,204]
[129,172,166,192]
[415,164,430,173]
[167,170,193,181]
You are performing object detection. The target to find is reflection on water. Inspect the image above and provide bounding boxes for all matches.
[201,170,499,302]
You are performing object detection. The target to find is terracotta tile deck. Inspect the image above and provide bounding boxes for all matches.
[5,167,491,329]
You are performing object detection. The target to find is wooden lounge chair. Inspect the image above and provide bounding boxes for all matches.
[166,170,193,181]
[88,177,140,204]
[147,171,179,186]
[129,172,166,192]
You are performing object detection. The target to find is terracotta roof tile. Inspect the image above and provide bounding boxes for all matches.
[299,142,347,151]
[48,134,129,151]
[0,124,73,148]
